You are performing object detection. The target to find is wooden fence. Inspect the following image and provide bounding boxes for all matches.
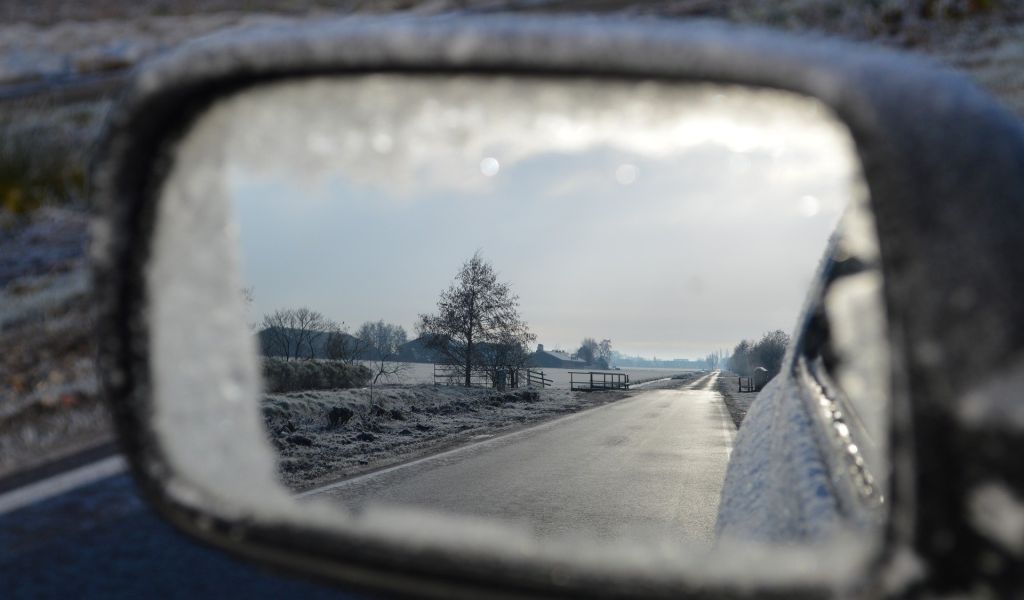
[433,364,490,387]
[517,368,553,389]
[433,364,551,389]
[569,371,630,391]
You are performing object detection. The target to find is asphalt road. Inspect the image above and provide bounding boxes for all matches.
[0,452,360,599]
[306,372,736,544]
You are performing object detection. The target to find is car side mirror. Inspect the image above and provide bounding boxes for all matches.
[94,16,1024,598]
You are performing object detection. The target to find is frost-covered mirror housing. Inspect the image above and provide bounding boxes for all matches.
[94,16,1024,598]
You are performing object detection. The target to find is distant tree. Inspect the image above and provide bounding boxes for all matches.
[574,337,612,369]
[356,320,409,388]
[729,340,753,377]
[577,338,599,365]
[479,330,532,388]
[753,329,790,378]
[727,331,790,379]
[597,339,613,369]
[259,309,297,360]
[323,322,365,364]
[417,251,535,387]
[259,307,339,360]
[292,307,338,359]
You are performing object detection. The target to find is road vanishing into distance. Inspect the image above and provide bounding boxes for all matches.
[305,372,737,543]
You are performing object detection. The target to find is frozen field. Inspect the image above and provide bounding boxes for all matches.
[363,362,699,389]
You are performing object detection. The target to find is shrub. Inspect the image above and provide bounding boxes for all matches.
[261,357,371,393]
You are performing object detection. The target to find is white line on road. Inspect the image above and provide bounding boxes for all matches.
[0,455,127,516]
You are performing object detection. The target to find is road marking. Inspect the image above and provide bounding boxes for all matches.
[0,455,127,515]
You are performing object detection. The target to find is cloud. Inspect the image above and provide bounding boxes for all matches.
[201,74,856,201]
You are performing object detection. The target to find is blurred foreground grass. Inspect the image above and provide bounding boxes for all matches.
[0,100,108,218]
[1,133,86,216]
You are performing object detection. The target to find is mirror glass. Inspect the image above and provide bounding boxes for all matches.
[148,75,886,568]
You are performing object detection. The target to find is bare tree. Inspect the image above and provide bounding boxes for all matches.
[259,309,298,359]
[575,338,612,369]
[598,339,613,369]
[357,320,410,402]
[258,307,339,360]
[418,251,535,387]
[478,330,532,389]
[753,330,790,378]
[323,322,369,364]
[577,338,599,366]
[728,340,753,377]
[727,331,790,378]
[290,307,332,359]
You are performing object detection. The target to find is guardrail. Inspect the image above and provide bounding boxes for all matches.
[569,371,630,391]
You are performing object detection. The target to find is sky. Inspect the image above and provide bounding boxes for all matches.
[217,76,861,359]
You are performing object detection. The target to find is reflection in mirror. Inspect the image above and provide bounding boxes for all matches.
[155,75,886,556]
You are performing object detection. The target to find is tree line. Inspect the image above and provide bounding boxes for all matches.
[726,330,791,379]
[254,251,537,389]
[256,305,410,389]
[252,252,790,392]
[258,309,407,364]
